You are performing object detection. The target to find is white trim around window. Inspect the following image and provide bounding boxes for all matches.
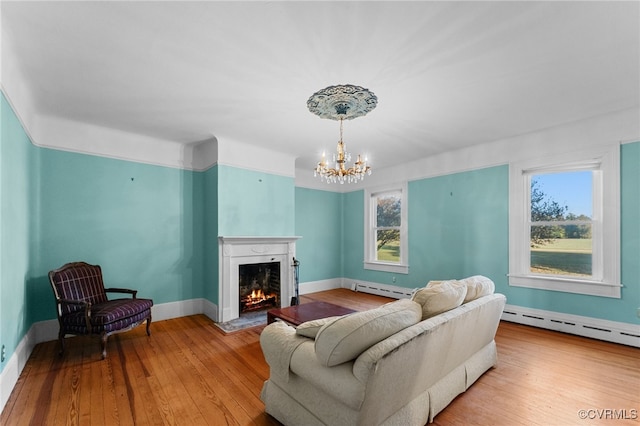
[508,144,622,298]
[364,183,409,274]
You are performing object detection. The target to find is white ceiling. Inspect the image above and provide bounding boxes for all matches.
[2,1,639,172]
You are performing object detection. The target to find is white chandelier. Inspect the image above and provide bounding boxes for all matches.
[307,84,377,184]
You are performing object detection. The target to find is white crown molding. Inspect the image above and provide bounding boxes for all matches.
[2,83,296,175]
[32,114,211,170]
[217,138,297,178]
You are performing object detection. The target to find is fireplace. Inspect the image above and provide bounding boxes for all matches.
[218,236,300,323]
[239,262,280,314]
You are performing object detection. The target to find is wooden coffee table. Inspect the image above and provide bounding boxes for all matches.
[267,301,356,326]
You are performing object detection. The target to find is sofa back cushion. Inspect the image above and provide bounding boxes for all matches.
[461,275,495,303]
[296,316,342,339]
[314,299,421,367]
[411,280,467,320]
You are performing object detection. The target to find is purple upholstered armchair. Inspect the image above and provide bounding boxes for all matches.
[48,261,153,359]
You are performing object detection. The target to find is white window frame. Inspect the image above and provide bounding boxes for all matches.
[364,183,409,274]
[508,145,621,298]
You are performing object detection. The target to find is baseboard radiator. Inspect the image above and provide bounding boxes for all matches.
[350,281,414,299]
[501,304,639,348]
[346,280,639,348]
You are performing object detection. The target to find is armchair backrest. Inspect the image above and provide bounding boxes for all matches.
[49,262,108,315]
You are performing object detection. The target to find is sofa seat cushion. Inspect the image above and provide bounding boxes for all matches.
[411,280,467,320]
[314,299,421,367]
[61,298,153,334]
[461,275,495,303]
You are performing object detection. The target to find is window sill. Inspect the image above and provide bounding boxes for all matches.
[508,274,622,298]
[364,261,409,274]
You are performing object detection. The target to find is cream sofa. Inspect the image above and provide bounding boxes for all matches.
[260,276,506,425]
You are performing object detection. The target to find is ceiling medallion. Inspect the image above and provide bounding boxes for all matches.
[308,84,377,184]
[307,84,378,120]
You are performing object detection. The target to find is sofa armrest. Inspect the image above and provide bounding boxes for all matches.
[260,321,309,382]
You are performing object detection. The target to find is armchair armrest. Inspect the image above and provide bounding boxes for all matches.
[58,299,92,331]
[59,299,90,309]
[105,288,138,298]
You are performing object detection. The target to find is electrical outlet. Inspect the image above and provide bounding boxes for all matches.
[1,344,5,363]
[392,276,396,283]
[637,307,640,318]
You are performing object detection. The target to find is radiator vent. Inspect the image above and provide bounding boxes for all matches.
[501,304,639,348]
[522,314,544,321]
[352,282,414,299]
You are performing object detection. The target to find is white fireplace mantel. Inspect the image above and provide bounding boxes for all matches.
[218,236,301,323]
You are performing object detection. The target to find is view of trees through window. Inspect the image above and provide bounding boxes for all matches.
[375,193,401,262]
[530,171,593,277]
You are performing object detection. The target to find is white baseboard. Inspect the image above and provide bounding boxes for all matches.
[152,298,211,322]
[202,298,218,322]
[501,304,640,348]
[298,278,342,295]
[0,322,38,412]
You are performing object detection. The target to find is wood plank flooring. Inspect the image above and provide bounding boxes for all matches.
[2,289,639,425]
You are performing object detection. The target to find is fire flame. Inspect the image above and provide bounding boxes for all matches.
[241,289,277,313]
[244,289,275,305]
[250,289,266,301]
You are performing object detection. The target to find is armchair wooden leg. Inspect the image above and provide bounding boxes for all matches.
[101,333,108,359]
[58,331,65,355]
[146,314,152,336]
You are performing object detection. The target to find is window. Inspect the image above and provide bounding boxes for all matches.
[364,183,408,274]
[509,145,621,298]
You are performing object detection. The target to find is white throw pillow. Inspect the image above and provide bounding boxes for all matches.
[461,275,495,303]
[296,316,341,339]
[314,299,421,367]
[411,280,467,320]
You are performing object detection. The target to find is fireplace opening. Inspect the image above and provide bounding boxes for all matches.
[239,262,280,314]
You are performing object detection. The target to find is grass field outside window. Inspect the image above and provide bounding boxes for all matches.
[530,238,592,277]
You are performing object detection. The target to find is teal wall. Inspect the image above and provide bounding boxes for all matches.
[408,166,509,284]
[620,142,640,318]
[339,150,640,324]
[203,165,218,303]
[217,165,294,236]
[32,149,205,322]
[1,93,38,374]
[342,166,508,287]
[294,187,343,286]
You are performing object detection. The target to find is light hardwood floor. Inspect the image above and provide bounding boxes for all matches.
[2,289,639,425]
